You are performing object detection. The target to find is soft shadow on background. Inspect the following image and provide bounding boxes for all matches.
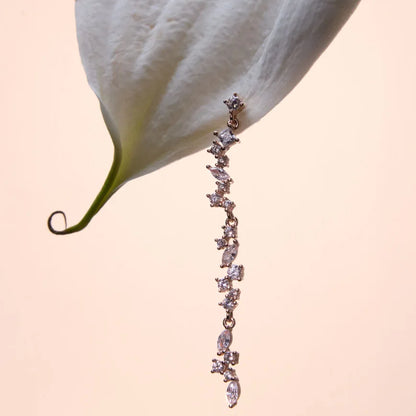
[1,1,415,415]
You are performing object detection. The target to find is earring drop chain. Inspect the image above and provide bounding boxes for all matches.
[207,93,245,408]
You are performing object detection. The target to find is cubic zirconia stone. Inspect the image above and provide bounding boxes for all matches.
[221,243,238,267]
[216,155,229,167]
[218,129,238,147]
[226,288,240,301]
[207,166,230,181]
[226,381,241,408]
[225,95,243,111]
[217,181,231,194]
[208,142,223,157]
[223,368,239,382]
[216,277,232,292]
[217,329,232,354]
[207,193,223,207]
[224,199,235,213]
[211,359,227,374]
[215,238,228,250]
[227,264,244,281]
[219,297,237,311]
[224,351,239,365]
[223,225,237,239]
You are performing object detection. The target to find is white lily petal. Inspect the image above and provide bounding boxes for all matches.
[49,0,360,234]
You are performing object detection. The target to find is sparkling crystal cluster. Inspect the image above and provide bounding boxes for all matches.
[207,94,244,408]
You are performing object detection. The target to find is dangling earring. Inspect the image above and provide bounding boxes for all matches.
[207,94,245,408]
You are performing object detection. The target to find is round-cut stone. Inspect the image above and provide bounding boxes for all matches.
[217,329,232,354]
[225,95,243,111]
[216,155,230,167]
[208,143,223,157]
[223,225,237,238]
[219,298,237,311]
[207,193,223,207]
[226,381,241,408]
[226,288,240,301]
[223,368,239,382]
[216,277,232,292]
[215,238,228,250]
[224,351,239,365]
[211,359,227,374]
[217,181,231,194]
[223,199,235,213]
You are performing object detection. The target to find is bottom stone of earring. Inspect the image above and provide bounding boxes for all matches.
[226,381,241,408]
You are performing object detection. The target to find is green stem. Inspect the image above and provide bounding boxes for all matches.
[47,148,123,235]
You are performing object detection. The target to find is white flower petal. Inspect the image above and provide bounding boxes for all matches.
[49,0,360,234]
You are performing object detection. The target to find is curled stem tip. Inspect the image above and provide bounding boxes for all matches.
[47,210,68,234]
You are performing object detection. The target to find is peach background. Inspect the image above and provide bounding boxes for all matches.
[1,1,416,415]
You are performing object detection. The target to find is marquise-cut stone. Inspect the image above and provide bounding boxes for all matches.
[207,166,230,181]
[211,359,227,374]
[226,381,241,408]
[217,329,232,354]
[224,351,239,365]
[227,264,244,281]
[216,277,232,292]
[221,243,238,267]
[223,368,239,382]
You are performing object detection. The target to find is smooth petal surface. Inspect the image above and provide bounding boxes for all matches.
[48,0,360,234]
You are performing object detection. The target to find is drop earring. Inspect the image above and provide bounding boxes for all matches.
[207,94,245,408]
